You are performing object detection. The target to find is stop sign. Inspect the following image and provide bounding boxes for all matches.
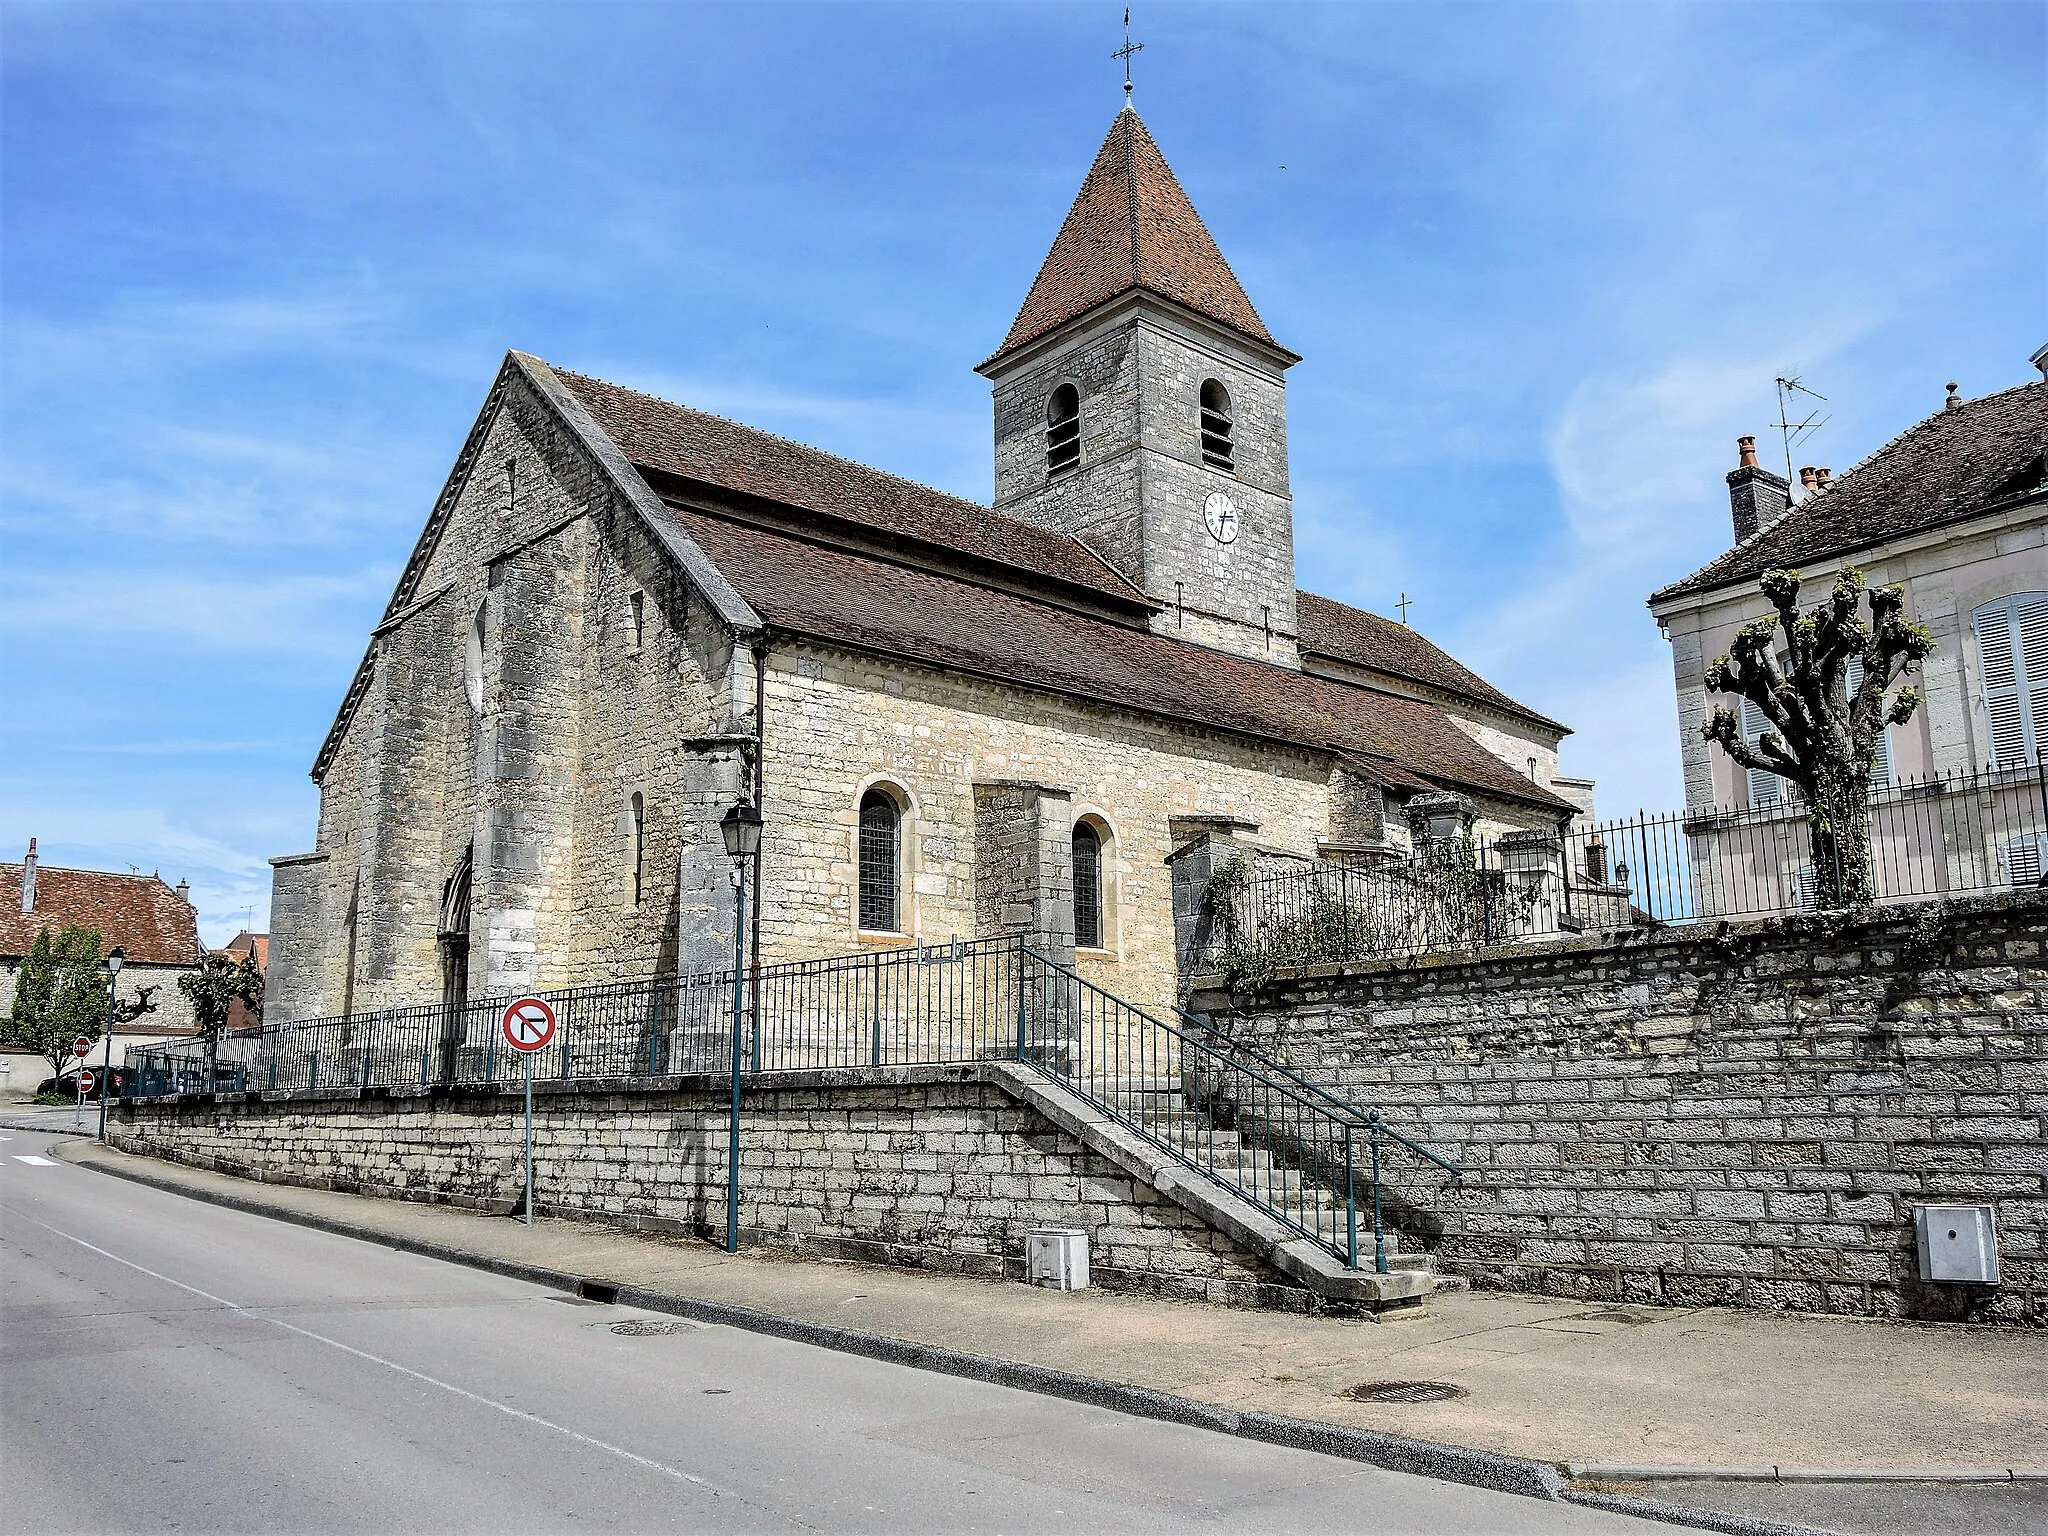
[73,1036,92,1058]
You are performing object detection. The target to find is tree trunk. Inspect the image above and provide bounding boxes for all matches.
[1808,763,1874,907]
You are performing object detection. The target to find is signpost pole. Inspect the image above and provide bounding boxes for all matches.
[523,1048,534,1226]
[499,996,555,1227]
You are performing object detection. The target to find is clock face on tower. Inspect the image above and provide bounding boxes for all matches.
[1203,491,1239,545]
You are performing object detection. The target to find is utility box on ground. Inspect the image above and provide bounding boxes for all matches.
[1024,1227,1090,1291]
[1915,1203,2000,1284]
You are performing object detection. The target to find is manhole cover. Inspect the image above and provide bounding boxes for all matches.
[609,1318,684,1336]
[1346,1380,1467,1403]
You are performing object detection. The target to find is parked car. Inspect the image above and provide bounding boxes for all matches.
[35,1062,130,1100]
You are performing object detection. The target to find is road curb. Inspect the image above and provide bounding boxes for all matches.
[1566,1462,2048,1485]
[1558,1490,1833,1536]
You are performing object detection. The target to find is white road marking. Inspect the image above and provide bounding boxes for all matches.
[10,1206,722,1497]
[13,1155,57,1166]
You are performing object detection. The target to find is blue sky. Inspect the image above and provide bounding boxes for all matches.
[2,1,2041,945]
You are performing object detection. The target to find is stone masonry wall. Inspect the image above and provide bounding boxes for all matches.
[108,1067,1310,1310]
[1188,891,2048,1324]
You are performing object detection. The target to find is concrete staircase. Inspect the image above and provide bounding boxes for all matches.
[988,1061,1447,1312]
[1097,1077,1456,1283]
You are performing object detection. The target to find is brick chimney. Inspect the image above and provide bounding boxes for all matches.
[1727,436,1791,543]
[20,838,35,915]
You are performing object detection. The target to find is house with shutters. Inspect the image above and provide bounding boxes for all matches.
[1649,362,2048,896]
[265,107,1591,1029]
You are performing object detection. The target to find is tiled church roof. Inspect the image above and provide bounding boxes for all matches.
[1296,592,1566,733]
[1653,380,2046,604]
[986,108,1281,365]
[0,861,203,966]
[665,503,1571,811]
[558,370,1146,606]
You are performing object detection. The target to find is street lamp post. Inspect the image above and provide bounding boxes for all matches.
[99,947,124,1142]
[719,801,764,1254]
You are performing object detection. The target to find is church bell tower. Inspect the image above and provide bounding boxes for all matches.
[978,107,1302,667]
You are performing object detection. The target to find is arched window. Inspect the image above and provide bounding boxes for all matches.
[628,792,645,908]
[1046,384,1080,477]
[1200,379,1234,471]
[1072,820,1103,950]
[858,787,902,933]
[1973,593,2048,768]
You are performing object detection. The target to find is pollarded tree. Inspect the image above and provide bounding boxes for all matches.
[1702,567,1933,907]
[179,950,264,1078]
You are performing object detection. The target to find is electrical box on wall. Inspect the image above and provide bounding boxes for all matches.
[1915,1204,2000,1284]
[1024,1227,1090,1291]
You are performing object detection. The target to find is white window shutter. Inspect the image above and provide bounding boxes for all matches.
[2002,833,2047,886]
[1846,656,1891,787]
[1740,695,1782,807]
[2020,595,2048,765]
[1974,594,2048,768]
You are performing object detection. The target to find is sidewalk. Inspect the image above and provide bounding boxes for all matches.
[48,1133,2047,1482]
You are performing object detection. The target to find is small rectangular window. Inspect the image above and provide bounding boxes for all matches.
[629,591,645,652]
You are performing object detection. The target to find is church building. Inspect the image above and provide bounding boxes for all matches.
[265,108,1587,1026]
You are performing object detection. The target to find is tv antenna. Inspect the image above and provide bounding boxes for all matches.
[1773,375,1829,491]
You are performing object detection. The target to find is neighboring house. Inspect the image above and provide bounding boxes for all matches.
[217,930,269,1033]
[268,106,1591,1028]
[0,839,206,1051]
[1648,359,2048,909]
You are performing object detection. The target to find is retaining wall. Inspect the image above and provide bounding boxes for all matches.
[1187,890,2048,1324]
[108,1065,1315,1311]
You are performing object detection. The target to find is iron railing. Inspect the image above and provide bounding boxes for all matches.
[123,936,1460,1272]
[1203,760,2048,973]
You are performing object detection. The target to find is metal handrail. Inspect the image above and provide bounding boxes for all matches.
[125,934,1464,1272]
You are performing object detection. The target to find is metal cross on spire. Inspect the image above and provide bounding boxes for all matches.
[1113,8,1144,102]
[1396,593,1413,625]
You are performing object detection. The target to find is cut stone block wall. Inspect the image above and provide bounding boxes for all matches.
[108,1066,1312,1311]
[1186,890,2048,1325]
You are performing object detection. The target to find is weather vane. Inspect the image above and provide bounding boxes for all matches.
[1113,8,1144,101]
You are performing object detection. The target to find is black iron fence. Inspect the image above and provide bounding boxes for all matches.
[1204,760,2048,975]
[122,935,1460,1273]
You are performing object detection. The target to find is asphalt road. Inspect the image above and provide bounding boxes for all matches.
[0,1128,1650,1535]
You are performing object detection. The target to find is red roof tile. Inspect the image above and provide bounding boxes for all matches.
[0,861,203,967]
[1297,591,1566,733]
[668,505,1570,812]
[988,109,1280,365]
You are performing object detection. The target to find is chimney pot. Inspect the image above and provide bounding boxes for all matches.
[1945,382,1961,410]
[175,878,191,904]
[1736,435,1758,468]
[1815,467,1833,487]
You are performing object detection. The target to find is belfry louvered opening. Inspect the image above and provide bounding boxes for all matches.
[1200,379,1234,471]
[1045,384,1080,476]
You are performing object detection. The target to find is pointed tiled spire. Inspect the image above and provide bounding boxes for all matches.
[989,108,1278,363]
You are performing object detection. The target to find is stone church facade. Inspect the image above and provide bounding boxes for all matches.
[268,108,1587,1027]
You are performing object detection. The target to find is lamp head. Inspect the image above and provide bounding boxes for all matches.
[106,945,125,980]
[720,802,764,860]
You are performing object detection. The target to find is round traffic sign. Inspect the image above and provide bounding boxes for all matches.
[73,1036,92,1057]
[77,1069,96,1095]
[500,996,557,1053]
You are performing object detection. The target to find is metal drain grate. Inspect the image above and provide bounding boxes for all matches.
[1346,1380,1467,1403]
[609,1318,684,1336]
